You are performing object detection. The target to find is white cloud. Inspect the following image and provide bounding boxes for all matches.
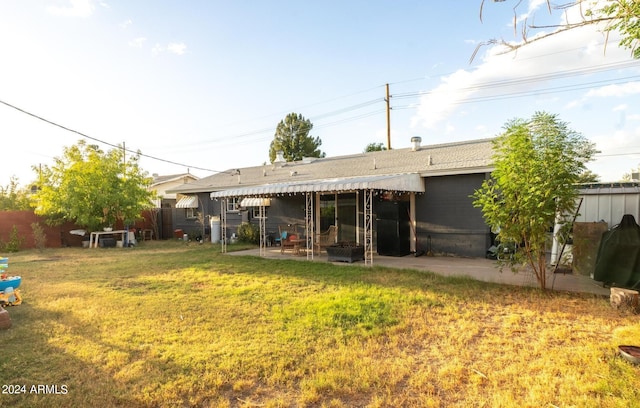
[151,42,187,56]
[445,123,455,134]
[567,82,640,109]
[516,0,549,24]
[120,19,132,29]
[167,42,187,55]
[152,43,164,56]
[128,37,146,48]
[411,69,475,129]
[589,126,640,180]
[47,0,94,18]
[613,104,628,112]
[411,1,633,131]
[586,82,640,98]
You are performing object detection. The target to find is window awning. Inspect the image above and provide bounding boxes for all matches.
[176,195,198,208]
[240,197,271,207]
[211,173,424,199]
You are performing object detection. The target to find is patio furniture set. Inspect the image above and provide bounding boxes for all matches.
[275,225,364,263]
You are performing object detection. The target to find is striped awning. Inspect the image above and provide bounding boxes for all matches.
[176,195,198,208]
[240,197,271,207]
[210,173,424,199]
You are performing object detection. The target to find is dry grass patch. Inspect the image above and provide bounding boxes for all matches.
[0,241,638,407]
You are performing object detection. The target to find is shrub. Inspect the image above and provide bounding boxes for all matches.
[237,222,259,244]
[3,225,24,252]
[31,222,47,250]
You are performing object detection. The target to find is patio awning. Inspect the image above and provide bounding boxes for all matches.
[240,197,271,207]
[176,195,198,208]
[210,173,424,199]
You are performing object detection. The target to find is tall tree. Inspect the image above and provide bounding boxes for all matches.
[32,140,155,231]
[577,169,600,184]
[472,112,598,289]
[364,142,387,153]
[269,113,325,163]
[478,1,640,59]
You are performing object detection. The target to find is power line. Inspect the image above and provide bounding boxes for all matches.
[4,50,640,173]
[0,99,231,175]
[187,97,384,147]
[392,75,640,109]
[391,60,640,100]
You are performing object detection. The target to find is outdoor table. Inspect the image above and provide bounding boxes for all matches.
[89,230,127,248]
[289,238,307,255]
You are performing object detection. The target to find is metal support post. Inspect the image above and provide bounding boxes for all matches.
[220,199,227,253]
[259,203,266,257]
[364,189,373,266]
[305,192,314,259]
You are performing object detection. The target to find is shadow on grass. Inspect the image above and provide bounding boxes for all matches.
[1,302,154,407]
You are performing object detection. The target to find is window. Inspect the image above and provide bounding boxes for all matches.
[251,206,268,219]
[186,208,197,219]
[226,197,240,212]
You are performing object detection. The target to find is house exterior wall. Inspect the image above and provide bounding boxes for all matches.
[204,174,491,258]
[195,195,306,242]
[172,192,216,240]
[262,196,306,234]
[415,174,490,257]
[151,177,198,202]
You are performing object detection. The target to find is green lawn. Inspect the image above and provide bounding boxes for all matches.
[1,241,639,407]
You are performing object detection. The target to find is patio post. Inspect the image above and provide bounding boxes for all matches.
[364,189,374,266]
[259,202,266,257]
[220,198,227,253]
[305,192,314,260]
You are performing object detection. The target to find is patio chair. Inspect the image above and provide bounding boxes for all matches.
[315,225,337,255]
[278,225,295,253]
[281,232,301,254]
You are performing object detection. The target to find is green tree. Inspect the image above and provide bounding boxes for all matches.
[478,1,640,59]
[269,113,325,163]
[605,0,640,58]
[0,176,31,211]
[576,169,600,184]
[472,112,598,289]
[32,140,155,231]
[364,142,387,153]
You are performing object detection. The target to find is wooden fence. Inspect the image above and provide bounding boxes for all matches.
[0,210,158,249]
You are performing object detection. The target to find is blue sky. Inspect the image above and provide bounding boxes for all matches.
[2,0,640,185]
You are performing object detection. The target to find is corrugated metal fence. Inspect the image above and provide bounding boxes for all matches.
[577,183,640,228]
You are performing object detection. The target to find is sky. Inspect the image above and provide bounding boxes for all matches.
[2,0,640,186]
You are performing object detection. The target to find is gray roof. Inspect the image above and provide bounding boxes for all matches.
[150,173,199,187]
[169,138,495,195]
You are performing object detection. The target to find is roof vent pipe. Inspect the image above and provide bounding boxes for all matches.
[411,136,422,151]
[274,150,286,163]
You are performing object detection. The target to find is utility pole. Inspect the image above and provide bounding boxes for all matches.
[385,83,391,150]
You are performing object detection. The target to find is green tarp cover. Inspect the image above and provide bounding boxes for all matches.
[593,214,640,288]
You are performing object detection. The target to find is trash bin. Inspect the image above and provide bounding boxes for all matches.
[210,216,221,243]
[174,229,183,239]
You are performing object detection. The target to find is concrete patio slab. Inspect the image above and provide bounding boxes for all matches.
[226,247,611,296]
